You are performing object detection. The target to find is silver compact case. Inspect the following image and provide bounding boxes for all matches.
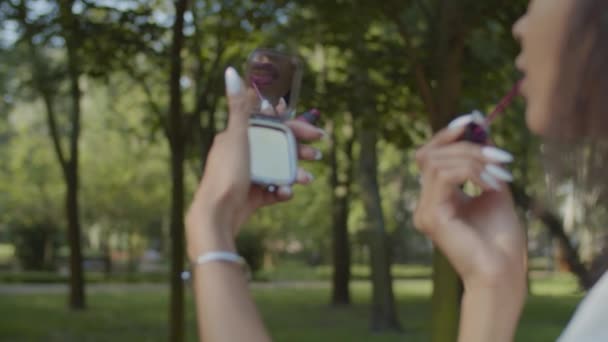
[248,115,298,187]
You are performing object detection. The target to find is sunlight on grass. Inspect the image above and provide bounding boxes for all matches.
[0,243,15,264]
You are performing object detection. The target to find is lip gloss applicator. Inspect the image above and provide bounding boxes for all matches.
[463,79,523,144]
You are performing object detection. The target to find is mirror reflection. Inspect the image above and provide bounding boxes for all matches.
[245,49,302,119]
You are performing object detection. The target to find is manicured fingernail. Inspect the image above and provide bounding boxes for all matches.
[482,147,514,163]
[278,97,287,108]
[470,110,486,123]
[486,164,513,182]
[480,171,501,191]
[448,114,474,129]
[277,186,292,197]
[225,67,241,95]
[314,150,323,161]
[318,129,328,139]
[260,99,272,111]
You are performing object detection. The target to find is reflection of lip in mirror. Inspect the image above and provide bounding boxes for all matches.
[249,62,280,87]
[249,126,294,184]
[246,49,301,118]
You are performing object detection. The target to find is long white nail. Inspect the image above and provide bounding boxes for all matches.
[448,114,474,129]
[314,150,323,161]
[486,164,513,182]
[482,147,514,163]
[318,129,328,139]
[278,97,287,108]
[480,171,501,191]
[470,110,486,124]
[260,99,272,111]
[225,67,241,95]
[277,186,293,197]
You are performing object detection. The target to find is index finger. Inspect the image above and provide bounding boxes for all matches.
[225,67,249,133]
[285,120,325,141]
[425,114,478,149]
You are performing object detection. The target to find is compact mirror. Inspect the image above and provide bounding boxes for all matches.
[248,121,298,187]
[245,48,303,187]
[245,48,303,120]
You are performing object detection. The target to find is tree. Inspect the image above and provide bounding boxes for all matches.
[329,113,355,306]
[12,0,87,310]
[167,0,189,341]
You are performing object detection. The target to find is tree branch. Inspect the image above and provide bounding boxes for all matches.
[383,8,437,116]
[120,60,170,141]
[42,92,68,171]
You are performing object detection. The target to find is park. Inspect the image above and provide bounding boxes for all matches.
[1,1,606,341]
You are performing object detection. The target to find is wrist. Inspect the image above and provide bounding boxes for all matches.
[186,211,237,261]
[463,271,527,307]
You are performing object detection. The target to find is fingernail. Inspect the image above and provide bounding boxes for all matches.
[448,114,474,129]
[277,186,292,197]
[485,164,513,182]
[314,150,323,161]
[482,147,514,163]
[225,67,241,95]
[480,171,501,191]
[260,99,272,111]
[470,110,486,124]
[278,97,287,108]
[318,129,328,139]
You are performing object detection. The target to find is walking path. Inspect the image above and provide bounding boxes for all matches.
[0,281,340,295]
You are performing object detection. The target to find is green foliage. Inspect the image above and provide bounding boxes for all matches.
[0,243,16,265]
[236,230,267,274]
[9,221,60,271]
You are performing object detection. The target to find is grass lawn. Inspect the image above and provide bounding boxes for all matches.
[0,244,14,265]
[0,274,582,342]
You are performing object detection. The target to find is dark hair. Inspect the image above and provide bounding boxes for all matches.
[542,2,608,254]
[551,0,608,138]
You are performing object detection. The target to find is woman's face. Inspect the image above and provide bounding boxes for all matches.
[513,0,576,135]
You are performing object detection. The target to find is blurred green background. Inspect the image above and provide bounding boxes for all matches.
[1,0,606,341]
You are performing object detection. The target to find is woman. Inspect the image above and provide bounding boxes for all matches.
[414,0,608,341]
[185,0,608,341]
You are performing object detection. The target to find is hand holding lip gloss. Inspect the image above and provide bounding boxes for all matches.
[461,80,523,145]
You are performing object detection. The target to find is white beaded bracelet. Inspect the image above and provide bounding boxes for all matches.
[195,251,246,266]
[181,251,250,281]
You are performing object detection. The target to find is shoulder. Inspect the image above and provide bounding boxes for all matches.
[559,272,608,342]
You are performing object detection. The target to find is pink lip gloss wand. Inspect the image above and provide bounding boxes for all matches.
[463,79,523,144]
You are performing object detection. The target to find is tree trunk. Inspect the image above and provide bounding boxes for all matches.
[330,119,354,307]
[358,129,401,331]
[59,0,86,310]
[431,254,461,342]
[168,0,189,341]
[65,165,85,309]
[428,3,467,339]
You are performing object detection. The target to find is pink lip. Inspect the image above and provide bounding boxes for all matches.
[249,62,279,87]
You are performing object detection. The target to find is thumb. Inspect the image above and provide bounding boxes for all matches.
[224,67,249,132]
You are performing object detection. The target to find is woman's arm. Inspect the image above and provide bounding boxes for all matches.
[459,278,526,342]
[185,67,323,341]
[413,114,528,342]
[189,224,270,342]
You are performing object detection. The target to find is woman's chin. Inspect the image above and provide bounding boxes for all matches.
[525,105,550,137]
